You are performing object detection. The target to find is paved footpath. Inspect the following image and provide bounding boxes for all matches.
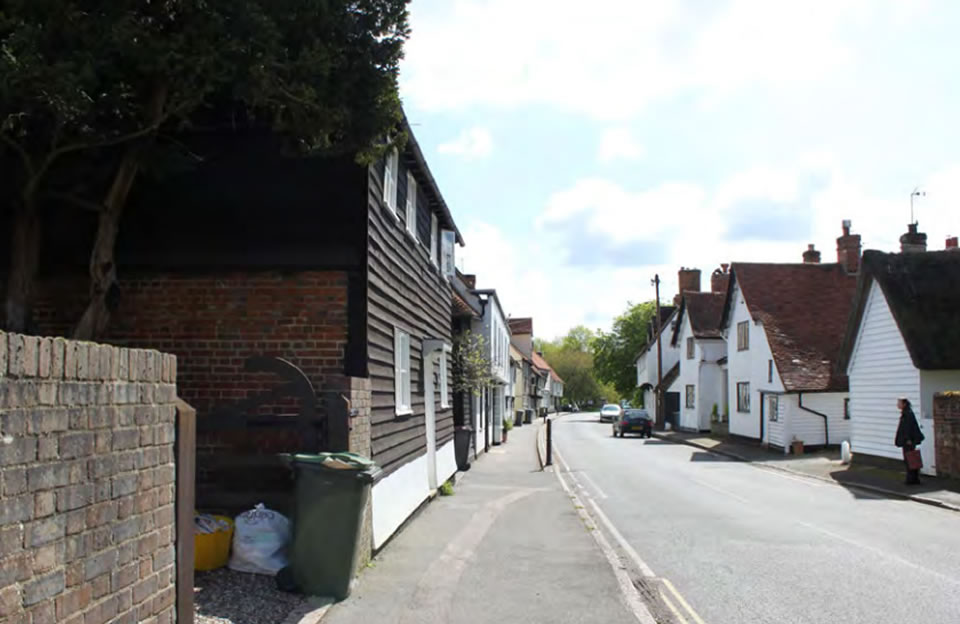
[320,421,659,624]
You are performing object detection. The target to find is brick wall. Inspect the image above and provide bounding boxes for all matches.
[934,392,960,479]
[24,270,350,514]
[0,331,178,624]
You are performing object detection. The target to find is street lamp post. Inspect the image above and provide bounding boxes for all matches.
[652,274,664,429]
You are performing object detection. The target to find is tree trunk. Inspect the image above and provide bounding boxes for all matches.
[4,200,41,333]
[72,83,168,341]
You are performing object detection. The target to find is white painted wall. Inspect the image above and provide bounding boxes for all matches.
[848,281,922,466]
[435,440,457,490]
[772,392,850,449]
[372,452,430,549]
[726,281,784,439]
[676,314,699,431]
[698,360,724,431]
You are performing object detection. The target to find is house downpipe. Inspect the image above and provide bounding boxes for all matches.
[797,393,829,446]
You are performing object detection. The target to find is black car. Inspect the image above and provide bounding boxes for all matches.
[612,408,653,438]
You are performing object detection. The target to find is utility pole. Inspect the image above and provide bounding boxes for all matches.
[652,274,664,429]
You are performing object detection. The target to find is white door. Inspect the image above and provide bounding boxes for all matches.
[424,352,438,490]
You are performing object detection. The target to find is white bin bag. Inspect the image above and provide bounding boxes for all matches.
[228,503,291,575]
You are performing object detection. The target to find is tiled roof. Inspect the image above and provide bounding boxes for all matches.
[531,351,564,383]
[509,317,533,335]
[841,250,960,371]
[727,262,857,392]
[672,292,725,344]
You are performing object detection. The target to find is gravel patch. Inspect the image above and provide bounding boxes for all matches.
[195,568,307,624]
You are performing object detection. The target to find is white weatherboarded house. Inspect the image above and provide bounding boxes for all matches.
[840,243,960,475]
[671,292,726,432]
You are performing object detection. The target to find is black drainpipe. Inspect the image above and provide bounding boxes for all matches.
[797,393,829,446]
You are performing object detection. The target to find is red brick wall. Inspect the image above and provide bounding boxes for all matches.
[22,270,351,514]
[934,392,960,479]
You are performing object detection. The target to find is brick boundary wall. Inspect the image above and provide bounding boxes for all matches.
[0,331,179,624]
[934,392,960,479]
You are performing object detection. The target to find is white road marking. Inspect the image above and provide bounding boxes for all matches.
[795,520,960,588]
[553,459,658,624]
[579,471,610,499]
[689,477,752,504]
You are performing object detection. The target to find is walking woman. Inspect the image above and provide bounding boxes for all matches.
[895,397,924,485]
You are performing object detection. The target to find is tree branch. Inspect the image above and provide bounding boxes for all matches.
[40,191,103,213]
[0,132,35,177]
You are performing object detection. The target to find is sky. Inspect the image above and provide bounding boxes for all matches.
[398,0,960,340]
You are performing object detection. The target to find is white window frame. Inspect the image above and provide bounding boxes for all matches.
[430,213,439,266]
[394,327,412,416]
[685,384,695,408]
[686,337,694,360]
[383,149,399,214]
[768,394,779,422]
[405,171,417,236]
[441,229,455,280]
[737,382,750,413]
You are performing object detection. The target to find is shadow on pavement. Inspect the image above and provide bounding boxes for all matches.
[689,451,732,462]
[563,418,607,424]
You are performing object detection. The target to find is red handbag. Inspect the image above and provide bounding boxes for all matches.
[906,449,923,471]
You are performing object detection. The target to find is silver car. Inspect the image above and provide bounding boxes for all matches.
[599,403,622,423]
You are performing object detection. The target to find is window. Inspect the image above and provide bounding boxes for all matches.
[737,321,749,351]
[685,385,695,408]
[768,395,779,421]
[737,382,750,413]
[768,359,773,383]
[383,149,399,213]
[405,172,417,235]
[686,337,694,360]
[430,213,439,266]
[441,229,456,279]
[844,398,851,420]
[393,328,412,416]
[439,351,450,409]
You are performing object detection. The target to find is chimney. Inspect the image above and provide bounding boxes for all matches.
[463,274,477,289]
[673,267,701,306]
[802,244,821,264]
[946,236,958,251]
[711,263,730,293]
[900,222,927,253]
[836,219,861,273]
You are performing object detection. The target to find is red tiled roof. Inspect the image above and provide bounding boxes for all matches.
[730,262,857,392]
[685,292,725,339]
[508,318,533,334]
[531,351,564,383]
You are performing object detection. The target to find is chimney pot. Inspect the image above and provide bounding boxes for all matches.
[710,264,731,293]
[947,236,959,251]
[900,222,928,253]
[802,244,821,264]
[677,267,701,296]
[836,219,862,274]
[463,274,477,289]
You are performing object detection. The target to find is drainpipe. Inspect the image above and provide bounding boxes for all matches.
[797,393,829,446]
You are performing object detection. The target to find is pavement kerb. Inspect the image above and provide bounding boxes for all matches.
[652,432,960,513]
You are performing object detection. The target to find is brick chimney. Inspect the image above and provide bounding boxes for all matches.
[711,263,730,293]
[836,219,862,274]
[674,267,701,306]
[802,244,821,264]
[900,223,927,253]
[462,274,477,289]
[946,236,958,251]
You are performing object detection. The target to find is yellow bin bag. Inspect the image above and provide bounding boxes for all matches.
[194,515,234,571]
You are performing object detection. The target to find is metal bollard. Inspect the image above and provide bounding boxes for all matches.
[545,418,553,466]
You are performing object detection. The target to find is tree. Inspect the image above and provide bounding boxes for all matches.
[592,301,657,402]
[540,325,606,405]
[1,0,409,337]
[451,330,494,396]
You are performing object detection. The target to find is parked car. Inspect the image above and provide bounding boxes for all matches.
[599,404,622,423]
[613,408,653,438]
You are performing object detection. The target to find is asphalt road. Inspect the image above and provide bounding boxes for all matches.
[553,412,960,624]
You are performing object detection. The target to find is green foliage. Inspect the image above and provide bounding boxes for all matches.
[452,330,494,396]
[504,416,513,431]
[592,301,657,401]
[1,0,410,332]
[540,325,608,405]
[438,480,454,496]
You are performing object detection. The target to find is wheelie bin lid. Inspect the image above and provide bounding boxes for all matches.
[282,452,381,481]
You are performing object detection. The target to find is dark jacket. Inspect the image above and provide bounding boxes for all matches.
[895,405,924,448]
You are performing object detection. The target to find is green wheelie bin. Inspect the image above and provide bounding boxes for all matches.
[285,453,380,600]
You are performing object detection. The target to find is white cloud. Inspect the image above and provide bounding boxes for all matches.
[400,0,917,119]
[469,161,960,337]
[597,128,645,164]
[437,126,493,159]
